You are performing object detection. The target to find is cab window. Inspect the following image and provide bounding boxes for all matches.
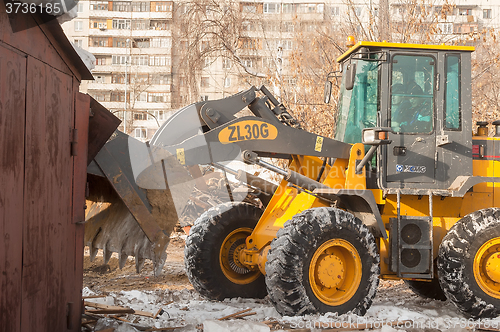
[445,55,461,130]
[390,55,435,134]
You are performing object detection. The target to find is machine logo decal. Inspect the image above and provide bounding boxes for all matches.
[396,164,426,173]
[218,120,278,144]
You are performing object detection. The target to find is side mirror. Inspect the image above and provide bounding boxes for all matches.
[324,81,332,104]
[345,63,356,91]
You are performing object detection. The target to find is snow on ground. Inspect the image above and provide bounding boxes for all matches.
[83,280,500,332]
[83,233,500,332]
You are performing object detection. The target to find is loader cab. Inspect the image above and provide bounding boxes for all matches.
[334,41,475,192]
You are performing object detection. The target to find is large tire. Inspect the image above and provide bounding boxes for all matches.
[438,208,500,319]
[404,278,447,301]
[265,207,380,316]
[184,202,267,300]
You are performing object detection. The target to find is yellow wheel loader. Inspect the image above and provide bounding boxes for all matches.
[182,41,500,319]
[87,40,500,319]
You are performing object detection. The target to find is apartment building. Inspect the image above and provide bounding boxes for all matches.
[62,0,500,140]
[64,0,174,139]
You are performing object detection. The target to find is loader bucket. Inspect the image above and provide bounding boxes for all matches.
[86,131,195,276]
[84,98,276,276]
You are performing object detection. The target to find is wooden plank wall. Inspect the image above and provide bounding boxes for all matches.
[0,41,26,332]
[21,56,76,332]
[1,5,89,332]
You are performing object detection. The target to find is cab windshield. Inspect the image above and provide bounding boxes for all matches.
[335,57,380,144]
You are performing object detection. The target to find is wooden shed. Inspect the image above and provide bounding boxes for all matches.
[0,6,96,332]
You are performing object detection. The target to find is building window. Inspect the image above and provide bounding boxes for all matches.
[201,77,209,87]
[77,2,84,12]
[131,74,148,84]
[285,77,297,86]
[73,39,83,48]
[222,58,231,69]
[438,22,453,34]
[112,19,131,29]
[483,9,492,19]
[91,37,109,47]
[134,112,147,120]
[459,8,471,16]
[150,74,170,85]
[112,1,131,11]
[95,57,107,65]
[90,1,107,10]
[148,93,168,102]
[113,38,128,48]
[132,19,148,30]
[263,3,280,14]
[297,3,321,13]
[155,2,172,12]
[90,19,107,29]
[263,22,279,31]
[242,58,253,68]
[150,20,170,30]
[331,6,340,16]
[90,91,110,102]
[240,38,259,50]
[111,73,126,84]
[284,22,294,32]
[151,38,171,48]
[282,40,293,50]
[131,55,149,66]
[112,55,129,65]
[242,4,257,13]
[201,41,210,51]
[224,77,231,88]
[110,91,125,102]
[149,56,170,66]
[132,1,149,12]
[94,75,105,83]
[74,20,83,31]
[282,3,294,14]
[148,110,168,121]
[241,21,255,31]
[135,128,147,139]
[133,38,149,48]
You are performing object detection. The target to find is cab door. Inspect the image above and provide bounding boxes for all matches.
[386,52,437,184]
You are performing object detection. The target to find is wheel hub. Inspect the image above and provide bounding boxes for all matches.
[309,239,362,306]
[485,252,500,284]
[474,237,500,299]
[219,227,260,285]
[227,239,250,274]
[317,254,344,289]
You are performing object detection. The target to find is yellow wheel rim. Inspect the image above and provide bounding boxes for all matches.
[474,237,500,299]
[309,239,362,306]
[219,227,260,285]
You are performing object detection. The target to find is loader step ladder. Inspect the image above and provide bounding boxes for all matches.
[390,190,434,279]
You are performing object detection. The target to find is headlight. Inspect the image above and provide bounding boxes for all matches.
[362,129,376,144]
[362,127,392,145]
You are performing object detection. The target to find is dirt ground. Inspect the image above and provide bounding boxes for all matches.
[83,233,193,293]
[83,232,408,295]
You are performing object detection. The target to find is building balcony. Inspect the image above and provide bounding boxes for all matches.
[445,15,476,24]
[88,28,172,37]
[88,10,172,19]
[91,64,172,74]
[130,101,171,109]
